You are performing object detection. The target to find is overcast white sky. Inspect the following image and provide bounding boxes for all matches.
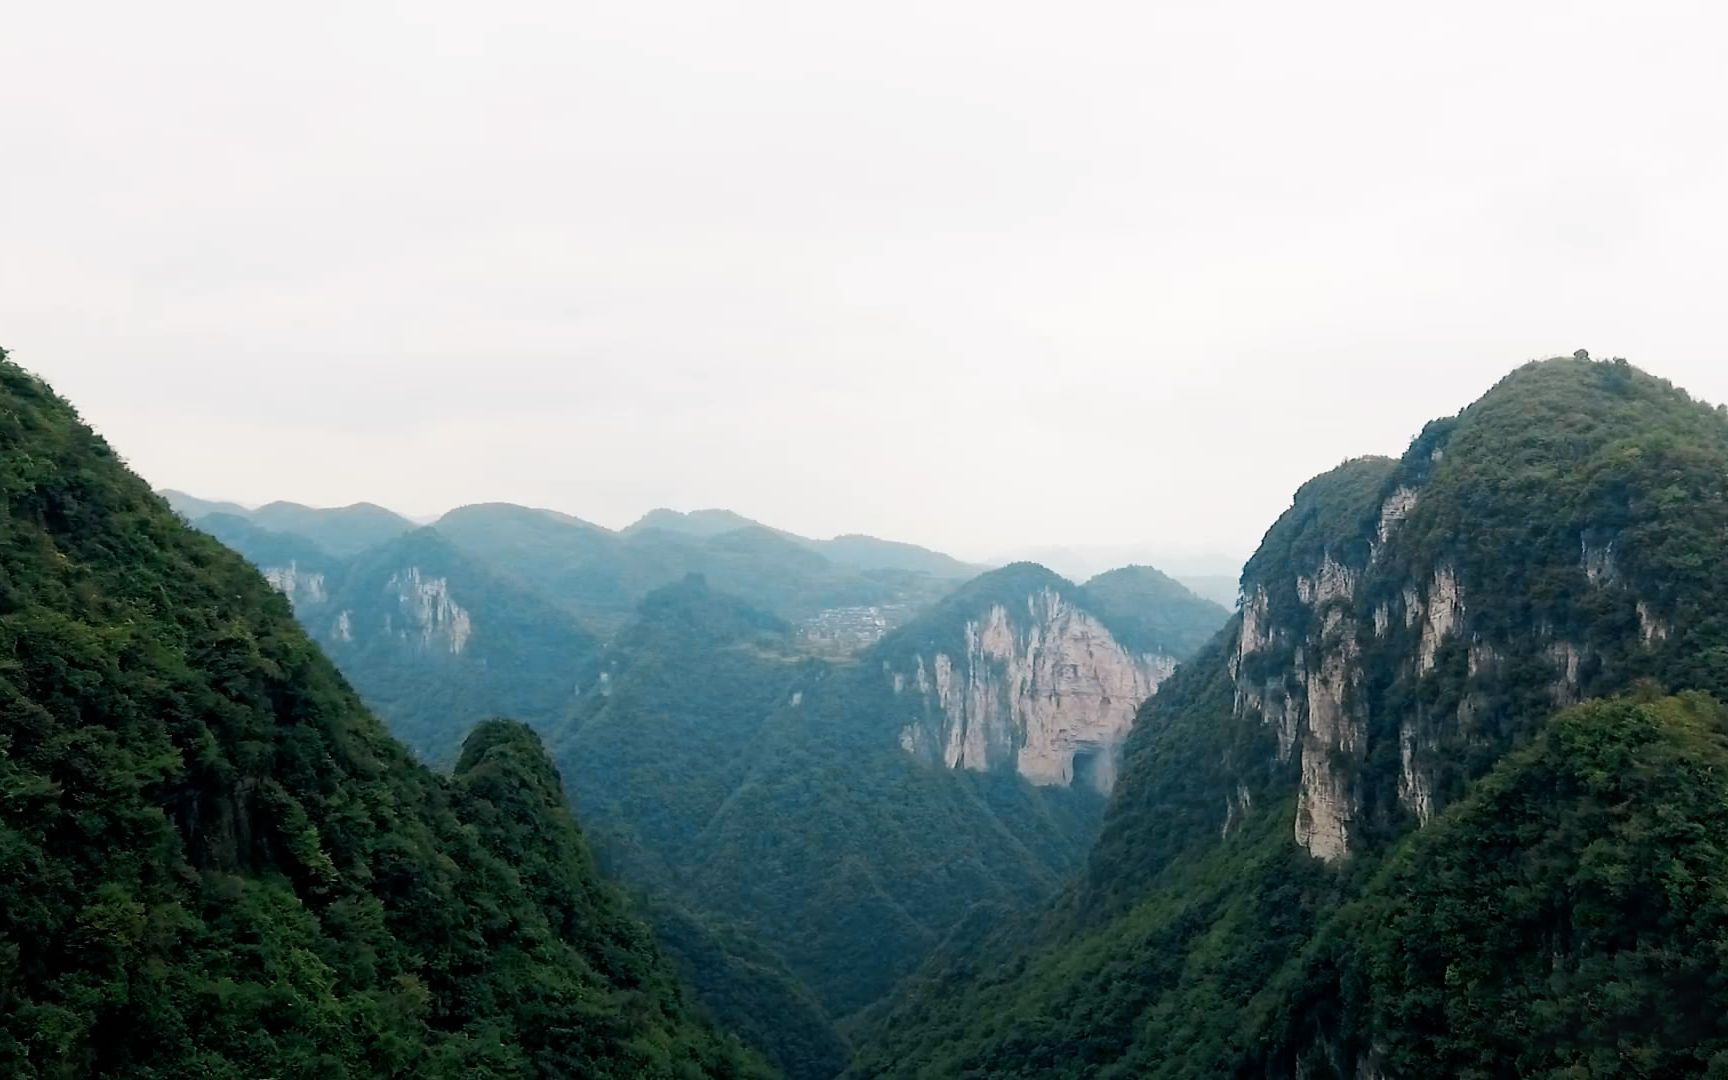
[5,1,1727,567]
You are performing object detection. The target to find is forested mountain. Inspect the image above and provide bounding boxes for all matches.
[316,528,603,764]
[808,535,980,579]
[550,572,1130,1032]
[191,489,1221,1074]
[187,517,601,765]
[194,511,344,608]
[1081,564,1231,658]
[0,352,763,1077]
[854,356,1728,1076]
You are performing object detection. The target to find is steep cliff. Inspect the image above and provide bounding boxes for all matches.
[880,564,1178,794]
[855,356,1728,1078]
[1223,357,1728,863]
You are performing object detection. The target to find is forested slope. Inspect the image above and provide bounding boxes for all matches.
[0,350,762,1077]
[554,576,1105,1025]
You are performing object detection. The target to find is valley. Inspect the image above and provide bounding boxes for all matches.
[164,477,1231,1075]
[7,351,1728,1077]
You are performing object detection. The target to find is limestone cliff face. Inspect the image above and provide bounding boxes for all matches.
[888,582,1175,794]
[1230,443,1683,864]
[262,562,329,610]
[1230,469,1500,862]
[380,567,473,654]
[314,566,476,656]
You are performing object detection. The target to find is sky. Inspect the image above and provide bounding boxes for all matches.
[5,1,1727,570]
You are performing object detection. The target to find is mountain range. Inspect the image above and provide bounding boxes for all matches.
[160,471,1230,1076]
[14,348,1728,1077]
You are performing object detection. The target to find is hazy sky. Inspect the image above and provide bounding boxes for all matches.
[5,1,1727,567]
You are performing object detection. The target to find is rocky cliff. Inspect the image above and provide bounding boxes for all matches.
[1223,359,1722,863]
[882,564,1177,794]
[854,356,1728,1079]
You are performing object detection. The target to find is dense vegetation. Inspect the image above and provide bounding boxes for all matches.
[1080,564,1231,658]
[0,352,761,1077]
[180,477,1230,1074]
[1268,692,1728,1077]
[553,575,1106,1029]
[196,494,1208,1074]
[853,357,1728,1076]
[642,898,853,1080]
[317,528,601,765]
[188,517,602,765]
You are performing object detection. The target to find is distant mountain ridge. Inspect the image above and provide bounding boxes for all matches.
[1081,564,1231,658]
[165,494,986,633]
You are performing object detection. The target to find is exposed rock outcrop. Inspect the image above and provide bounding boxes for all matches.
[890,585,1174,794]
[1234,550,1368,861]
[263,562,328,609]
[1415,567,1463,675]
[387,567,474,654]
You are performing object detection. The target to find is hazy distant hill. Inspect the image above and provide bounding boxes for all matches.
[815,534,981,578]
[624,507,768,538]
[165,490,416,557]
[624,510,985,583]
[170,492,988,639]
[248,499,415,555]
[160,487,251,520]
[430,503,973,634]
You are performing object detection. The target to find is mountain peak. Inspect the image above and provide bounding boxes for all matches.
[1081,564,1231,658]
[624,507,767,537]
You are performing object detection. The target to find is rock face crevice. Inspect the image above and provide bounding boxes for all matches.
[386,567,474,654]
[262,562,328,609]
[890,586,1174,794]
[1225,440,1690,865]
[1235,553,1369,862]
